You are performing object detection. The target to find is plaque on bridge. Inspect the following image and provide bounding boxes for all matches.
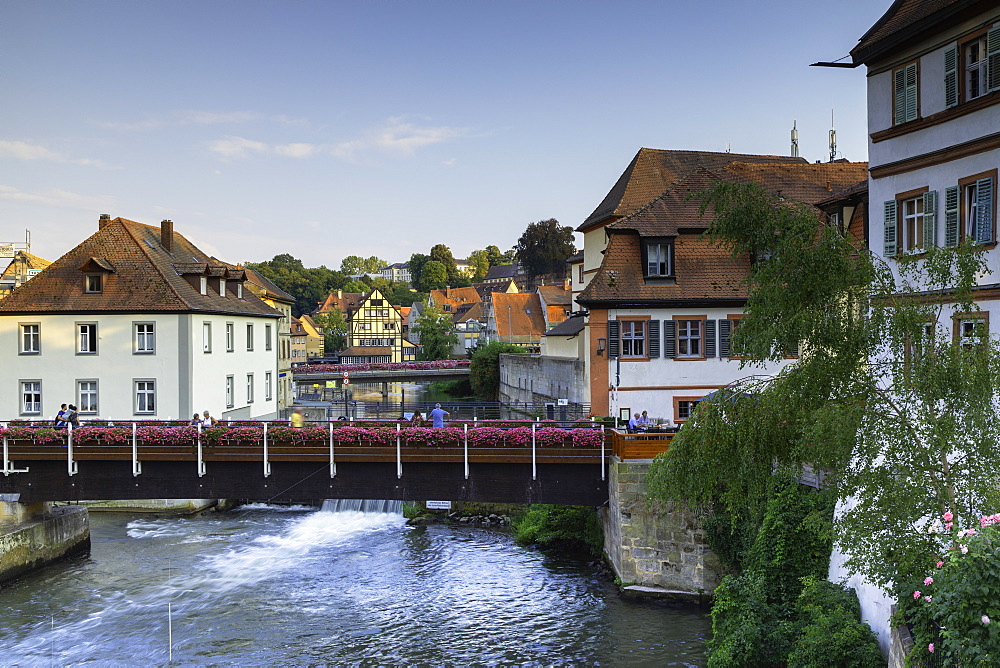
[426,500,452,510]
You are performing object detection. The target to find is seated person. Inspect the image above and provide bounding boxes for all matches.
[627,413,642,432]
[639,411,652,427]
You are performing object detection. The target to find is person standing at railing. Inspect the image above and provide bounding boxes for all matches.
[65,405,80,428]
[410,412,425,427]
[202,410,219,427]
[189,413,202,426]
[54,404,69,428]
[429,404,449,428]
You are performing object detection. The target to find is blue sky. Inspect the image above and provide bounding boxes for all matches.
[1,1,888,269]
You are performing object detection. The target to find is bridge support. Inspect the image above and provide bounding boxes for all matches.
[0,499,90,584]
[601,458,721,601]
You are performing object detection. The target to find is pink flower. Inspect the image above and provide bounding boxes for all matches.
[928,643,935,653]
[982,615,991,625]
[913,590,922,599]
[924,596,932,602]
[945,522,953,530]
[936,561,944,568]
[943,512,953,522]
[961,545,969,554]
[967,528,977,536]
[923,576,934,585]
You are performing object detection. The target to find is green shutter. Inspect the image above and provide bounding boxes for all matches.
[607,320,620,358]
[923,190,937,249]
[663,321,677,359]
[988,26,1000,92]
[944,186,960,247]
[976,177,994,244]
[884,200,898,257]
[894,67,907,125]
[648,319,660,358]
[719,319,732,358]
[944,45,959,108]
[894,62,918,125]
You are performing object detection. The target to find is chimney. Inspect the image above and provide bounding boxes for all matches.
[337,290,343,299]
[160,219,174,253]
[99,213,111,229]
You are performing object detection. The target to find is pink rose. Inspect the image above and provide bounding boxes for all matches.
[913,590,922,599]
[924,595,932,602]
[936,561,944,568]
[924,577,934,585]
[983,615,991,625]
[943,512,953,522]
[961,545,969,554]
[929,643,935,653]
[967,528,977,536]
[945,522,953,530]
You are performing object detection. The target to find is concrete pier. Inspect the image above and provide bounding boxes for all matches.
[80,498,220,514]
[0,501,90,583]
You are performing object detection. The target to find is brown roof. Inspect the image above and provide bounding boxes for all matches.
[579,148,807,232]
[429,286,482,312]
[340,346,393,356]
[0,217,279,317]
[537,284,571,306]
[456,301,485,324]
[724,162,869,205]
[290,317,307,336]
[244,266,295,303]
[314,291,366,315]
[491,292,547,339]
[851,0,979,65]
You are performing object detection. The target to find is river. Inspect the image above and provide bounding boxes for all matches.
[1,505,710,665]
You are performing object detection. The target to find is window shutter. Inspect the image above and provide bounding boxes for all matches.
[663,320,677,359]
[944,45,958,108]
[719,319,732,358]
[976,177,994,244]
[788,341,800,358]
[922,190,937,249]
[607,320,620,357]
[894,67,907,125]
[988,26,1000,92]
[944,186,960,247]
[704,320,717,358]
[904,63,918,122]
[883,200,898,257]
[894,63,918,124]
[647,319,660,358]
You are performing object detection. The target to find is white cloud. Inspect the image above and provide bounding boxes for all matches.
[207,136,268,158]
[275,142,320,158]
[0,140,104,167]
[0,185,116,211]
[372,117,469,155]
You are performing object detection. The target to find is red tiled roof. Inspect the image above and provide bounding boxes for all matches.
[579,148,808,232]
[314,291,366,315]
[244,266,295,303]
[0,217,279,317]
[851,0,975,65]
[537,284,571,306]
[491,292,547,339]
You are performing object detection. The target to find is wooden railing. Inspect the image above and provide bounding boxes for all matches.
[610,429,674,460]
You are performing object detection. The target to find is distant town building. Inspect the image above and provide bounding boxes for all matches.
[380,262,411,284]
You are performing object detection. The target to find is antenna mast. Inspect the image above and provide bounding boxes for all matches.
[829,109,837,162]
[791,120,799,158]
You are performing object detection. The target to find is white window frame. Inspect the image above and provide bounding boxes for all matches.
[645,241,674,277]
[247,373,254,403]
[203,322,212,353]
[226,375,234,408]
[246,323,254,351]
[199,276,208,295]
[134,322,155,354]
[620,321,645,358]
[965,35,989,102]
[677,320,703,358]
[77,322,98,354]
[85,274,103,293]
[78,380,99,414]
[901,196,925,252]
[226,323,234,352]
[19,323,40,354]
[21,380,41,415]
[265,371,273,401]
[219,278,226,296]
[134,380,156,415]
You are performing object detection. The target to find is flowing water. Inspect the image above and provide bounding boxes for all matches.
[0,505,710,665]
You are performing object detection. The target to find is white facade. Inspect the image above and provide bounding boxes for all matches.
[3,312,279,422]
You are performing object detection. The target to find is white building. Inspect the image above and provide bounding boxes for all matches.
[0,216,282,421]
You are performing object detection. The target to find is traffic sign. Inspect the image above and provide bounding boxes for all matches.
[342,371,350,379]
[343,378,350,385]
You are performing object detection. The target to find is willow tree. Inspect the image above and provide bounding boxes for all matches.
[646,181,1000,592]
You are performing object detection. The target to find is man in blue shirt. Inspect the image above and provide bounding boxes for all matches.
[429,403,449,428]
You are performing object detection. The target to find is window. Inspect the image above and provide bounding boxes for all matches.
[199,276,208,295]
[78,380,98,414]
[965,35,989,102]
[77,323,98,354]
[219,278,226,296]
[621,321,645,358]
[265,371,273,401]
[226,323,234,352]
[954,312,988,349]
[674,396,703,423]
[265,324,273,351]
[720,316,743,358]
[371,299,383,307]
[85,274,103,293]
[964,175,995,244]
[19,323,39,354]
[135,380,155,414]
[884,189,936,256]
[237,282,243,299]
[203,322,212,353]
[246,323,254,351]
[893,61,918,125]
[645,241,674,277]
[135,323,155,354]
[21,381,41,414]
[226,375,234,408]
[246,373,254,403]
[677,320,702,358]
[578,264,584,283]
[901,196,925,252]
[383,323,396,331]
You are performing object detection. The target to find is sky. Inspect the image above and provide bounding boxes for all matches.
[1,1,889,270]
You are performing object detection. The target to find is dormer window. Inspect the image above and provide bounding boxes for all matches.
[219,278,226,296]
[200,276,208,295]
[237,283,243,299]
[85,274,103,293]
[643,239,674,278]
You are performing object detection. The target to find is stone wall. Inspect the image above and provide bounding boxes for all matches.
[0,504,90,583]
[601,458,721,595]
[498,353,586,406]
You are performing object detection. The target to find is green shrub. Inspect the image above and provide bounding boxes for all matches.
[512,504,603,557]
[787,577,883,668]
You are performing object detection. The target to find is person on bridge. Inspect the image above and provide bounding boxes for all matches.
[189,413,202,426]
[410,412,425,427]
[290,408,305,428]
[203,410,219,427]
[429,404,449,428]
[54,404,69,428]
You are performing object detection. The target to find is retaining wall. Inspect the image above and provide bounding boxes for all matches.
[0,504,90,583]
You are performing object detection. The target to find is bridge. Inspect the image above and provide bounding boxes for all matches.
[0,422,673,506]
[291,361,471,384]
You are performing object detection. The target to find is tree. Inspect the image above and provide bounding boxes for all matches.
[646,181,1000,624]
[420,260,448,291]
[408,253,430,291]
[412,305,458,360]
[469,341,524,400]
[340,255,386,275]
[514,219,575,278]
[484,245,505,267]
[312,308,348,352]
[245,254,349,317]
[430,244,462,286]
[466,250,491,282]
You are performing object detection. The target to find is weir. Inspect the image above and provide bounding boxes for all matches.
[321,499,403,513]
